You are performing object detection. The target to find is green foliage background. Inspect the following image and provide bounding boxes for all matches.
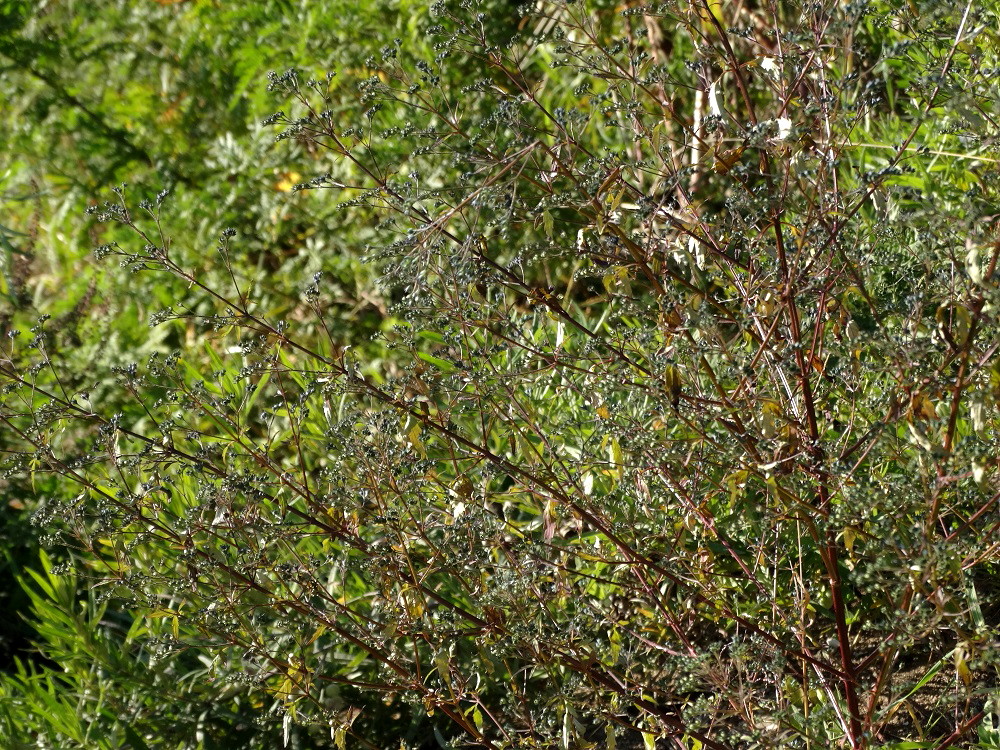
[1,1,421,746]
[2,0,1000,748]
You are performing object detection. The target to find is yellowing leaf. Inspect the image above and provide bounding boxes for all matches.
[307,625,327,645]
[955,642,973,686]
[713,144,745,174]
[399,586,425,618]
[664,365,682,410]
[453,476,474,499]
[843,526,857,555]
[434,649,451,687]
[610,436,623,468]
[760,400,782,439]
[602,266,631,295]
[908,391,937,422]
[407,423,426,458]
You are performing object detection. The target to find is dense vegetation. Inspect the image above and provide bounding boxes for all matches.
[2,0,1000,747]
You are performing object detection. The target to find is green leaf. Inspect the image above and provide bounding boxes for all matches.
[416,351,456,373]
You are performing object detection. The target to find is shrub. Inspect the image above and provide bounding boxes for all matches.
[0,551,278,749]
[3,0,1000,747]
